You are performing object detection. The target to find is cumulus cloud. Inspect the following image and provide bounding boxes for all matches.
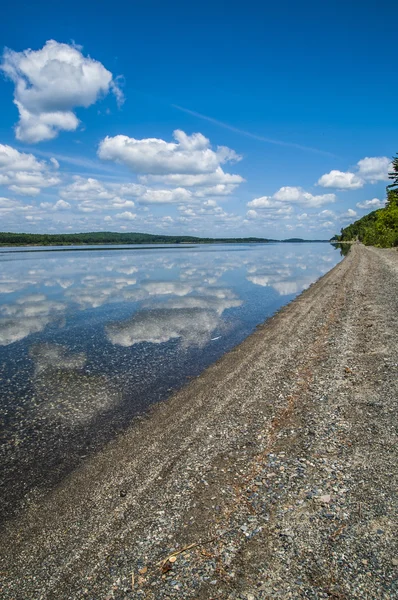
[356,156,391,183]
[139,187,192,204]
[318,209,335,218]
[356,197,386,210]
[98,129,241,175]
[248,186,336,210]
[115,211,136,221]
[140,167,244,189]
[341,208,357,218]
[53,199,71,210]
[1,40,123,142]
[0,196,31,213]
[317,170,363,190]
[318,156,391,190]
[0,143,60,195]
[59,176,142,212]
[0,144,46,171]
[247,196,281,209]
[59,174,235,211]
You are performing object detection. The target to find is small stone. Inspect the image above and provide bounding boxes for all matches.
[120,490,127,497]
[392,558,398,566]
[319,494,331,503]
[139,566,148,575]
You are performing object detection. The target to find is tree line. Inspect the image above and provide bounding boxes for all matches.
[0,231,272,246]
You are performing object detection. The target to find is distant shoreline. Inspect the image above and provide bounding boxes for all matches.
[0,230,331,248]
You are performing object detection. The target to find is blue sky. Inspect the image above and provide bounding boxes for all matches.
[0,0,396,238]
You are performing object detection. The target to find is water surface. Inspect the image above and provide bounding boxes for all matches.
[0,242,342,521]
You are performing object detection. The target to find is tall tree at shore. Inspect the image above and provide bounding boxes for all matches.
[388,153,398,191]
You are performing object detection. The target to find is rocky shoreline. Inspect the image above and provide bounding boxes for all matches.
[1,244,397,599]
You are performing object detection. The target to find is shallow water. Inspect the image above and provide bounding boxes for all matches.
[0,242,342,521]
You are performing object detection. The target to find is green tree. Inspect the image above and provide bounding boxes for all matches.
[388,153,398,190]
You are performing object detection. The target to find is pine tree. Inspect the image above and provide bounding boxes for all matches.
[387,153,398,190]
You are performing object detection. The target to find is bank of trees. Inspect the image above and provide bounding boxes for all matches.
[0,231,271,246]
[336,154,398,247]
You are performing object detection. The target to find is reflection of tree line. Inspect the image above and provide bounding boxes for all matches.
[331,243,351,257]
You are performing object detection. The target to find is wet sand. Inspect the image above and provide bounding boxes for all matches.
[1,244,397,599]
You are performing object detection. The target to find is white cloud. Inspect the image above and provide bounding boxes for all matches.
[60,176,142,212]
[0,144,46,171]
[25,215,43,221]
[53,199,71,210]
[317,170,363,190]
[318,220,334,229]
[1,40,123,142]
[8,185,40,196]
[59,174,235,210]
[139,187,192,204]
[98,129,241,175]
[0,143,60,195]
[247,196,281,209]
[0,196,30,213]
[61,176,113,201]
[115,211,136,221]
[342,208,357,218]
[273,186,303,201]
[317,156,390,190]
[317,209,335,218]
[356,197,386,210]
[356,156,390,183]
[140,167,244,188]
[249,186,335,209]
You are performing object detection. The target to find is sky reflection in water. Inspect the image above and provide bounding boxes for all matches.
[0,243,342,520]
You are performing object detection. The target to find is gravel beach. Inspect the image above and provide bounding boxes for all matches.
[1,244,397,599]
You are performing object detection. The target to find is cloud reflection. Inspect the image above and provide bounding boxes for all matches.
[106,307,221,348]
[30,343,119,424]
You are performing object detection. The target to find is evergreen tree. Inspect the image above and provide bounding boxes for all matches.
[387,153,398,190]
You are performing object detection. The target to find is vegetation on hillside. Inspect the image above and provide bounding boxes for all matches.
[335,154,398,247]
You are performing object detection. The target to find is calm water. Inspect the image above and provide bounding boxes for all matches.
[0,242,342,521]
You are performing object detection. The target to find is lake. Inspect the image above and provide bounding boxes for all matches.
[0,242,342,522]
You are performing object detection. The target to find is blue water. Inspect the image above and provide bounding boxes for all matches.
[0,242,342,520]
